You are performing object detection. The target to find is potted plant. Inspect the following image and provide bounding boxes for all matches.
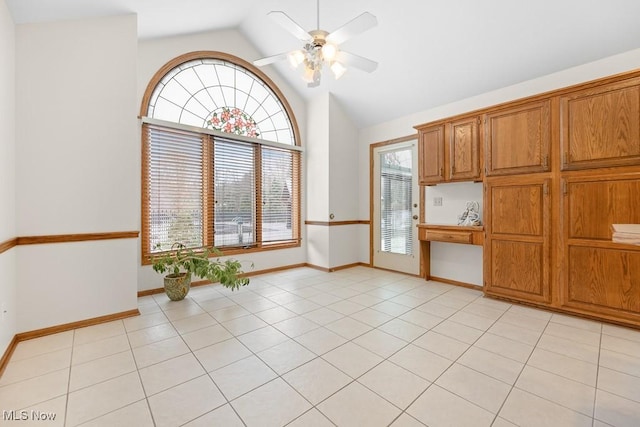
[151,243,251,301]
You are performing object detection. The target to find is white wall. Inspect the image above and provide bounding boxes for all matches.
[0,0,16,355]
[16,240,138,332]
[328,95,361,268]
[328,95,359,221]
[306,93,331,268]
[305,93,361,269]
[358,48,640,286]
[137,29,308,291]
[15,14,139,331]
[306,93,330,221]
[424,182,483,285]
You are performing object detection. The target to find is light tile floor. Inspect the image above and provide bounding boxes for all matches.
[1,266,640,426]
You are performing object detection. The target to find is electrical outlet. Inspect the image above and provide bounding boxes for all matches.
[433,197,443,206]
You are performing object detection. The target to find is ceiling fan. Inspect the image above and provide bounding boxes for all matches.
[253,1,378,87]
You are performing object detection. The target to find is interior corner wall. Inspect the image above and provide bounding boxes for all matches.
[305,93,361,270]
[305,93,331,268]
[358,47,640,286]
[0,0,17,355]
[15,14,139,332]
[327,94,361,268]
[136,29,308,291]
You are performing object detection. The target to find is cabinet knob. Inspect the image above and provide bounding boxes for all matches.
[413,215,419,220]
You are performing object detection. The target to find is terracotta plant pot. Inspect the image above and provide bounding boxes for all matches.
[163,273,191,301]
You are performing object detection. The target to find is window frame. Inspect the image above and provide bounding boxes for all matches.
[140,52,302,264]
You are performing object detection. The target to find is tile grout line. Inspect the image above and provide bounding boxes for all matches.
[123,318,158,427]
[484,304,553,426]
[591,323,604,427]
[388,294,515,426]
[8,268,640,426]
[63,328,75,427]
[356,290,491,426]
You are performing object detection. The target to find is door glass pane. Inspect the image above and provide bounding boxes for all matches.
[380,149,413,255]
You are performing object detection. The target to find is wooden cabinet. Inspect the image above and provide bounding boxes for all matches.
[484,178,551,304]
[416,116,480,185]
[449,117,481,181]
[484,100,551,176]
[414,69,640,328]
[417,124,444,185]
[560,174,640,323]
[560,78,640,171]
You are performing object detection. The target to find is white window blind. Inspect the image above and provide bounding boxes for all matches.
[214,138,256,248]
[262,147,294,243]
[146,124,204,252]
[142,121,300,258]
[380,150,413,255]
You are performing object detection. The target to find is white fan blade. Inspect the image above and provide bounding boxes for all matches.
[253,52,289,67]
[326,12,377,45]
[336,51,378,73]
[268,11,314,43]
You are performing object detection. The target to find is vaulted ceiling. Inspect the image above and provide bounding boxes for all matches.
[7,0,640,127]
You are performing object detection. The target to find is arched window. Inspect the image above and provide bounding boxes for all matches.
[140,52,301,261]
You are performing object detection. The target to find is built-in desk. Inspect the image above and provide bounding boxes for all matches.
[418,224,484,288]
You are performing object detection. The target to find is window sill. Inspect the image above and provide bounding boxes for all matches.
[142,241,301,266]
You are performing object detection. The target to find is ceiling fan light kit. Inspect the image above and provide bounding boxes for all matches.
[254,1,378,87]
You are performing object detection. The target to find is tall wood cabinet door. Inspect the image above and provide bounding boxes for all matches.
[560,78,640,171]
[449,117,480,181]
[484,178,551,304]
[484,100,551,176]
[418,124,445,185]
[560,174,640,322]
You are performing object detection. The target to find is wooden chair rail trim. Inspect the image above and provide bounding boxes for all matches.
[0,238,18,255]
[0,232,139,253]
[16,231,139,245]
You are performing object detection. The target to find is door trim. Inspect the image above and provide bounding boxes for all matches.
[369,133,419,268]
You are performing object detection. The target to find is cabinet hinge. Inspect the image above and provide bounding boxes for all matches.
[477,118,481,124]
[543,182,549,195]
[543,155,549,168]
[439,167,443,177]
[562,180,568,195]
[562,152,569,165]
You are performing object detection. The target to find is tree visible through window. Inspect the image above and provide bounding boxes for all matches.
[141,52,301,260]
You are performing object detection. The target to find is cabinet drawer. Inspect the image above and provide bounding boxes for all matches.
[425,230,473,244]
